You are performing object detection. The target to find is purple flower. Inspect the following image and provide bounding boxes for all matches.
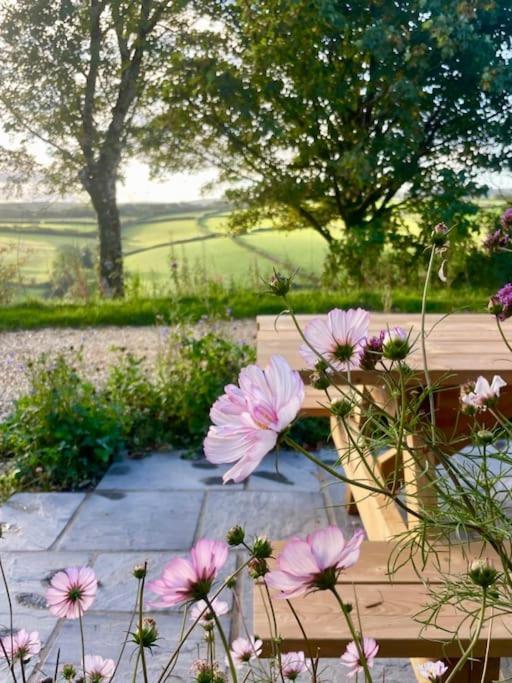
[488,282,512,320]
[483,229,510,252]
[359,332,385,371]
[501,207,512,229]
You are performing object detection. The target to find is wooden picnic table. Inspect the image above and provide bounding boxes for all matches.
[257,313,512,385]
[254,313,512,681]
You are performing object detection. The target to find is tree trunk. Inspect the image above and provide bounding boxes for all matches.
[86,172,124,298]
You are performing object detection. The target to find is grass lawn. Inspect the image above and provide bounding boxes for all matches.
[0,286,491,331]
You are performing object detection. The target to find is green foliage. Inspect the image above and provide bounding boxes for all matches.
[150,0,512,282]
[104,352,168,452]
[155,328,255,449]
[0,329,255,492]
[0,285,494,332]
[50,244,97,300]
[0,354,122,490]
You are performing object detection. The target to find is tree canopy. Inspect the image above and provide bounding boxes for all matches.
[148,0,512,282]
[0,0,188,297]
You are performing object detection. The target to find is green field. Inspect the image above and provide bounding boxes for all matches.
[0,201,333,293]
[0,198,507,298]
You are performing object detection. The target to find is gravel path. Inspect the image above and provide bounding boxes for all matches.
[0,319,256,420]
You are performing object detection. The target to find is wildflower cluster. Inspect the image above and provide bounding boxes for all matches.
[483,207,512,253]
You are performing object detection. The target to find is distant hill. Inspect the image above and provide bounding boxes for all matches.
[0,199,231,221]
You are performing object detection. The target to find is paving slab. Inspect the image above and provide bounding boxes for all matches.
[92,551,237,613]
[56,491,204,551]
[199,490,329,540]
[0,551,93,614]
[0,493,85,551]
[98,453,242,491]
[32,613,207,682]
[246,449,321,491]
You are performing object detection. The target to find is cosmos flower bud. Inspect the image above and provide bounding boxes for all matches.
[382,327,410,361]
[268,269,292,296]
[469,558,498,588]
[132,617,159,649]
[248,557,269,580]
[251,536,273,559]
[330,398,354,418]
[474,429,495,446]
[311,369,331,390]
[133,564,147,580]
[432,222,449,246]
[226,525,245,546]
[62,664,77,680]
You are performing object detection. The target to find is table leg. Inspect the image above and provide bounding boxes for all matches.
[330,413,405,541]
[403,433,438,528]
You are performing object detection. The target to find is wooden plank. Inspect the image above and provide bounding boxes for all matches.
[256,312,512,384]
[403,434,438,528]
[254,584,510,658]
[330,414,406,541]
[267,540,498,584]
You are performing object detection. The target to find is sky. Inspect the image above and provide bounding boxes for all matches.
[117,161,219,203]
[0,131,221,203]
[1,132,511,204]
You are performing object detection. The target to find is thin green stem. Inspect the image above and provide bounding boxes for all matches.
[156,560,251,683]
[138,567,149,683]
[111,582,140,681]
[131,650,140,683]
[205,595,237,683]
[285,599,318,683]
[444,590,487,683]
[330,587,372,683]
[79,612,86,681]
[496,317,512,354]
[283,435,423,521]
[262,581,285,683]
[0,556,17,683]
[421,244,437,443]
[19,658,26,683]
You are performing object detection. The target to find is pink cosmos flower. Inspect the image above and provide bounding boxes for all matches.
[340,637,379,678]
[300,308,369,372]
[418,660,449,682]
[461,375,506,413]
[266,526,365,599]
[190,597,230,625]
[280,651,307,679]
[147,538,228,607]
[204,355,304,483]
[46,567,97,619]
[84,655,115,682]
[0,629,41,662]
[229,636,262,667]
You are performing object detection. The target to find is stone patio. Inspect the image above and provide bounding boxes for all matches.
[0,449,505,681]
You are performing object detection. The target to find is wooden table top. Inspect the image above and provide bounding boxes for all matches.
[257,313,512,385]
[254,541,510,658]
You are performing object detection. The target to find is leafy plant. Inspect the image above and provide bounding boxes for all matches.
[156,328,255,450]
[0,353,122,490]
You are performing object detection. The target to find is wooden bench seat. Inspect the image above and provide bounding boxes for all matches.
[254,542,504,682]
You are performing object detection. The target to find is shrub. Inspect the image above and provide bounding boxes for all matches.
[0,328,255,493]
[155,327,256,449]
[0,353,122,490]
[104,351,170,453]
